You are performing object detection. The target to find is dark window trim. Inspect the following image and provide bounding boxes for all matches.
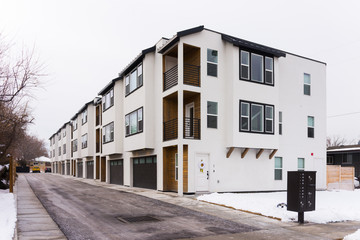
[132,155,157,164]
[239,49,275,87]
[125,107,144,137]
[81,133,88,149]
[102,88,114,113]
[239,100,275,135]
[207,48,218,78]
[125,63,143,97]
[102,121,114,144]
[307,116,315,138]
[82,110,88,125]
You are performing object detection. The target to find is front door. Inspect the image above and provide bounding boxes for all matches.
[185,102,194,138]
[195,154,209,192]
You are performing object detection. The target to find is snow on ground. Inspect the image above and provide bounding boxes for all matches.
[197,190,360,224]
[0,189,16,240]
[344,229,360,240]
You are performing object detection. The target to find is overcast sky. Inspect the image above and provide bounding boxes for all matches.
[1,0,360,146]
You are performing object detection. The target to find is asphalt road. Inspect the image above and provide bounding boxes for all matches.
[25,174,258,240]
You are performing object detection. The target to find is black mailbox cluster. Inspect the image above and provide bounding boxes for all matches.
[287,171,316,222]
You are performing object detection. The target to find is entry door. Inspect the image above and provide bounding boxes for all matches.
[185,102,194,138]
[195,154,209,191]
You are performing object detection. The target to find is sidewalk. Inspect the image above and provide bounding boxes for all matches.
[14,174,66,240]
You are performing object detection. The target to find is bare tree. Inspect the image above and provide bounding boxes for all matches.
[326,135,350,148]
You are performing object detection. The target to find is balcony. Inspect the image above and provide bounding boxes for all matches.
[163,64,200,91]
[163,118,200,141]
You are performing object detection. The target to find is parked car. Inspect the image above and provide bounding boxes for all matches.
[45,168,51,173]
[32,166,40,173]
[355,177,359,188]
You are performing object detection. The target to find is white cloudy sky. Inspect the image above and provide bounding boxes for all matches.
[1,0,360,146]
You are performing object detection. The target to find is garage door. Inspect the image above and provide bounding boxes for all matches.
[110,160,123,185]
[86,161,94,179]
[77,162,83,178]
[133,156,157,189]
[66,162,70,175]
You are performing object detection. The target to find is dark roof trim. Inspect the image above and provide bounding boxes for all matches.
[118,45,156,79]
[158,25,204,54]
[98,80,115,96]
[221,34,286,58]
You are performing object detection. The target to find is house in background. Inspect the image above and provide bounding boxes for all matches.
[49,26,327,194]
[327,145,360,178]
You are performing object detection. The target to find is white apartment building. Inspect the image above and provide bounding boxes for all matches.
[49,26,327,194]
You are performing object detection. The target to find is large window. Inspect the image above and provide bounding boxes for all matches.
[103,122,114,143]
[274,157,282,180]
[207,101,218,129]
[207,49,218,77]
[82,109,87,125]
[81,134,88,149]
[125,107,143,137]
[72,139,78,152]
[73,120,78,131]
[304,73,311,96]
[125,64,143,95]
[298,158,305,171]
[102,88,114,111]
[342,154,353,164]
[308,116,314,138]
[240,50,274,85]
[239,100,274,134]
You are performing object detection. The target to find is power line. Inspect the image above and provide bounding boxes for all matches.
[328,111,360,118]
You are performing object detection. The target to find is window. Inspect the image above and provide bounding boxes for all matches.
[175,153,178,181]
[63,144,66,154]
[63,130,66,137]
[125,108,143,136]
[279,111,283,135]
[251,53,263,83]
[239,100,274,134]
[207,49,218,77]
[103,122,114,143]
[102,88,114,111]
[125,64,143,95]
[298,158,305,171]
[72,139,78,152]
[307,116,314,138]
[327,156,333,164]
[53,138,55,144]
[207,101,218,128]
[50,151,52,158]
[342,154,353,164]
[240,51,249,79]
[304,73,311,95]
[274,157,282,180]
[73,120,78,131]
[240,102,249,131]
[240,50,274,86]
[81,134,88,149]
[50,139,52,147]
[82,109,87,125]
[58,133,61,140]
[58,147,61,156]
[53,149,55,157]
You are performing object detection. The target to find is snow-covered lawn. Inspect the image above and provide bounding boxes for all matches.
[0,189,16,240]
[197,190,360,224]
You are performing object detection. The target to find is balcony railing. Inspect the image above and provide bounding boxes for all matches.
[163,64,200,91]
[184,64,200,87]
[163,118,178,141]
[164,65,178,91]
[163,118,201,141]
[184,117,200,139]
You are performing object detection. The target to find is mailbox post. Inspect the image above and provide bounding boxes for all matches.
[287,171,316,223]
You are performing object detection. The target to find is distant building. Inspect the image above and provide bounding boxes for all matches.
[49,26,327,193]
[327,145,360,177]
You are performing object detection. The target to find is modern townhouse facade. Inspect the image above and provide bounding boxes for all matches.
[49,26,327,194]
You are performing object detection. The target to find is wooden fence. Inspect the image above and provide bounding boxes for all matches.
[327,165,354,191]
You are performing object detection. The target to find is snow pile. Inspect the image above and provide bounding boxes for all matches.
[344,229,360,240]
[197,190,360,223]
[0,190,16,240]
